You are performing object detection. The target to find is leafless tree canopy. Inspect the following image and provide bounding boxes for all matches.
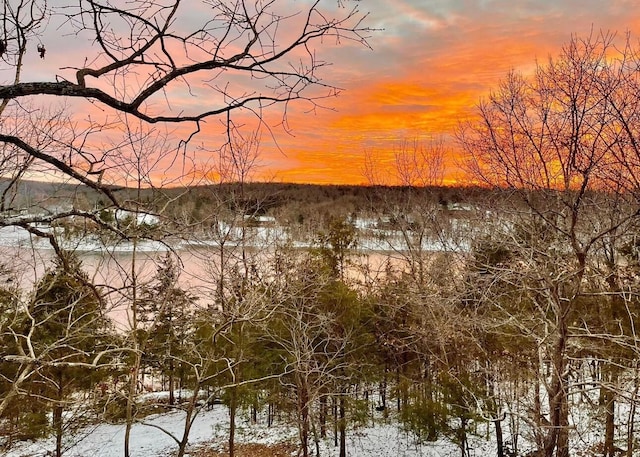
[458,31,640,457]
[3,0,370,118]
[11,6,640,457]
[0,0,371,196]
[459,31,640,195]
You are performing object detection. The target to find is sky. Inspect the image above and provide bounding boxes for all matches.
[6,0,640,186]
[258,0,640,185]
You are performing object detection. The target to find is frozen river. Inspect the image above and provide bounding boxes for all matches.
[0,223,462,329]
[0,228,404,328]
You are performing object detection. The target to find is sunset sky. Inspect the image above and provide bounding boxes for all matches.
[8,1,640,186]
[257,0,640,185]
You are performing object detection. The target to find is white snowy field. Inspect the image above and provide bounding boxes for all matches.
[4,397,498,457]
[0,220,469,255]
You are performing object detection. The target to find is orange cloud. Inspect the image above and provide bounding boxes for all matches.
[254,1,640,186]
[19,1,640,187]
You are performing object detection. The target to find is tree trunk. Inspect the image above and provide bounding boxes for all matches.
[320,394,327,438]
[300,383,309,457]
[604,386,615,457]
[333,396,338,447]
[54,372,64,457]
[424,359,436,441]
[543,311,569,457]
[125,243,141,457]
[533,362,544,451]
[176,385,201,457]
[169,357,175,406]
[312,422,321,457]
[229,385,237,457]
[557,394,569,457]
[339,394,346,457]
[459,416,468,457]
[54,403,63,457]
[396,366,401,413]
[510,379,520,456]
[627,363,639,457]
[491,414,504,457]
[379,374,387,411]
[124,359,140,457]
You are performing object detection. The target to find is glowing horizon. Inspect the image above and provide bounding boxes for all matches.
[245,0,640,186]
[9,1,640,187]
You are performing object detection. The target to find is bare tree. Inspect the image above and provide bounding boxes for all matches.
[0,1,372,453]
[362,137,447,187]
[458,31,640,457]
[266,247,365,457]
[394,137,446,188]
[362,147,390,186]
[0,0,372,258]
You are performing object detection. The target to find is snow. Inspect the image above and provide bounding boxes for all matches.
[4,397,499,457]
[114,210,160,226]
[5,406,229,457]
[0,226,170,253]
[0,220,469,255]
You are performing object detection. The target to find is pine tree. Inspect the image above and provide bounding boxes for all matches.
[26,251,117,457]
[0,269,34,447]
[138,253,194,405]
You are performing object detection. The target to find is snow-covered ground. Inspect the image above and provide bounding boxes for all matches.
[0,221,468,255]
[0,226,170,253]
[5,399,497,457]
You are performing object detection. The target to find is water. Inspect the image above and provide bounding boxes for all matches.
[1,224,437,330]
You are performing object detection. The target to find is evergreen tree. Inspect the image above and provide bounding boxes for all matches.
[0,269,34,447]
[138,253,195,405]
[25,252,117,457]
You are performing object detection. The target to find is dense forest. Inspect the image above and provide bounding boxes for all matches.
[2,179,640,457]
[3,2,640,457]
